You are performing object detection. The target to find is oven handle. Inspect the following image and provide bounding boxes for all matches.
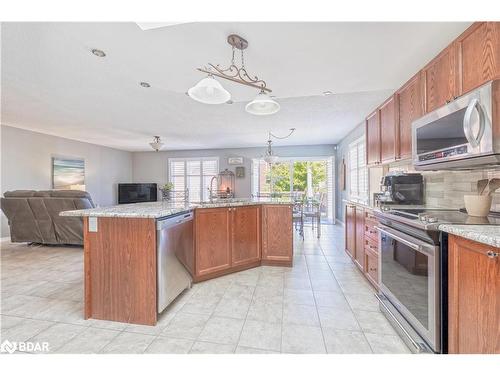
[375,293,425,353]
[376,226,435,256]
[463,98,485,148]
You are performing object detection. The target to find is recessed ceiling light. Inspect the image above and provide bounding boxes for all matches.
[91,49,106,57]
[140,82,151,88]
[323,91,333,96]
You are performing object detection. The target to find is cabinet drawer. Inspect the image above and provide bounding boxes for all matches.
[364,210,377,222]
[365,237,378,254]
[364,222,378,242]
[365,250,379,288]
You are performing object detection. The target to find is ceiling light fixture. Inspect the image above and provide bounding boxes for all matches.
[140,82,151,88]
[189,34,279,115]
[149,136,164,152]
[263,128,296,164]
[91,49,106,57]
[323,91,333,96]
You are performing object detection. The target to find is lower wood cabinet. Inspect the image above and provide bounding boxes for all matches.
[448,235,500,354]
[354,206,365,270]
[195,207,232,278]
[194,205,292,281]
[261,204,293,265]
[345,204,356,258]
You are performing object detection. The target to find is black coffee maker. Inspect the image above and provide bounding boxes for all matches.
[378,173,424,204]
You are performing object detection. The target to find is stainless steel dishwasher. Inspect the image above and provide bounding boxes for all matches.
[157,211,193,313]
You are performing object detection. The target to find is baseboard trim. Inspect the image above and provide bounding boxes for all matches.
[0,236,11,243]
[336,219,345,227]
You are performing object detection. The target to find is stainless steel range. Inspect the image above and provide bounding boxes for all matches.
[374,208,500,354]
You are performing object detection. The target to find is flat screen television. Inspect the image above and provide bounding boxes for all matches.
[118,183,157,204]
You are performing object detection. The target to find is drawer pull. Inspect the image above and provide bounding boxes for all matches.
[369,267,377,272]
[487,251,499,259]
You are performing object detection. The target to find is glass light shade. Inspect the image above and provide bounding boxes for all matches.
[245,92,280,115]
[188,76,231,104]
[150,140,164,152]
[264,154,279,164]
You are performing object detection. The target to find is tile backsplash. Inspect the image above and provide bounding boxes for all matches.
[388,162,500,212]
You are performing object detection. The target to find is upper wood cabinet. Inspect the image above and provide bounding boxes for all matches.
[456,22,500,95]
[396,73,424,160]
[379,95,398,163]
[195,208,232,277]
[231,206,261,267]
[366,110,381,166]
[261,205,293,265]
[422,44,457,113]
[448,235,500,354]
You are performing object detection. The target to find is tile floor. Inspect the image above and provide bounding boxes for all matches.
[0,224,411,354]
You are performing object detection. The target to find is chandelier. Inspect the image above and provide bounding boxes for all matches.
[188,34,280,115]
[149,136,164,152]
[263,128,296,164]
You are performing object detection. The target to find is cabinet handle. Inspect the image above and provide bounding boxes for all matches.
[487,251,499,259]
[369,267,377,272]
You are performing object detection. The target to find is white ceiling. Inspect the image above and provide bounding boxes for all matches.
[1,22,471,151]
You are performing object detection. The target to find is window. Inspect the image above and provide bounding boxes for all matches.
[168,157,219,202]
[348,137,368,202]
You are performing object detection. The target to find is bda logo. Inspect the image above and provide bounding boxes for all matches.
[0,340,17,354]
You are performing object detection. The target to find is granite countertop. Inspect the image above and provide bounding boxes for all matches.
[439,224,500,248]
[60,198,293,219]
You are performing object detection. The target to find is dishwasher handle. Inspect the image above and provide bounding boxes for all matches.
[157,212,193,230]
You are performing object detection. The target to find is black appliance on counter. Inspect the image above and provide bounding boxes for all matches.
[375,207,500,353]
[377,173,424,205]
[118,183,157,204]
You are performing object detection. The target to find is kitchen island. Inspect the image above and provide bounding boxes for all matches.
[61,199,293,326]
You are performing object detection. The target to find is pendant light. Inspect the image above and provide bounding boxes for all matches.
[149,136,164,152]
[187,75,231,105]
[262,128,296,165]
[246,90,280,116]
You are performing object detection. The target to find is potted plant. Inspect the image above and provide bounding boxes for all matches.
[161,182,174,200]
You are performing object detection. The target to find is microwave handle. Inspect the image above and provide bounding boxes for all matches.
[463,98,485,148]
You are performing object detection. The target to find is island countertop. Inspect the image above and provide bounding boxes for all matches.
[439,224,500,248]
[60,198,294,219]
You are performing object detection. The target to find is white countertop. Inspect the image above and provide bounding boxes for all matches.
[439,224,500,248]
[60,198,293,219]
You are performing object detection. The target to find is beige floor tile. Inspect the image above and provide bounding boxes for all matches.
[354,310,398,335]
[56,327,120,353]
[313,291,350,309]
[283,304,320,326]
[344,292,380,312]
[189,341,235,354]
[364,333,411,354]
[145,337,193,354]
[246,300,283,324]
[213,296,252,319]
[198,316,244,345]
[0,315,25,330]
[161,312,210,340]
[317,306,360,330]
[100,331,155,354]
[238,320,281,352]
[30,322,87,353]
[284,288,315,306]
[235,346,279,354]
[1,318,55,342]
[322,327,372,353]
[281,324,326,354]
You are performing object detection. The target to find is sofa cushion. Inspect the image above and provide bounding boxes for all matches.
[4,190,36,197]
[33,190,53,197]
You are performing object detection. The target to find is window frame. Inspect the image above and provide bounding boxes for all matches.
[167,157,219,202]
[347,136,368,203]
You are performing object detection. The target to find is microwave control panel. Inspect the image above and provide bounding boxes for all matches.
[418,145,468,162]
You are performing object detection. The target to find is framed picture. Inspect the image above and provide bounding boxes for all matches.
[52,157,85,190]
[228,157,243,165]
[235,166,245,178]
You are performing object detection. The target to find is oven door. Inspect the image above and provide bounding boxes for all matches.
[378,225,440,352]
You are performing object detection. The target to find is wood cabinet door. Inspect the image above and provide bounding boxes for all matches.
[448,235,500,354]
[422,45,457,113]
[354,206,365,270]
[397,73,423,160]
[231,206,261,267]
[456,22,500,95]
[195,208,231,277]
[344,204,356,258]
[366,110,381,166]
[261,205,293,264]
[364,247,379,289]
[379,95,398,163]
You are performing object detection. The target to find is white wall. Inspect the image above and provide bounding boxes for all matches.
[1,125,133,237]
[132,145,335,198]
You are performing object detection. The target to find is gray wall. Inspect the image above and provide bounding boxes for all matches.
[133,145,335,199]
[1,125,133,237]
[335,121,365,223]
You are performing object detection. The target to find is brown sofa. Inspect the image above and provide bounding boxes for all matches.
[1,190,95,245]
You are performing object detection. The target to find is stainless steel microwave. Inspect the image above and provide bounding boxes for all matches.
[412,80,500,170]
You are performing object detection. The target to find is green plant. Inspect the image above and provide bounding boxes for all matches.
[163,182,174,191]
